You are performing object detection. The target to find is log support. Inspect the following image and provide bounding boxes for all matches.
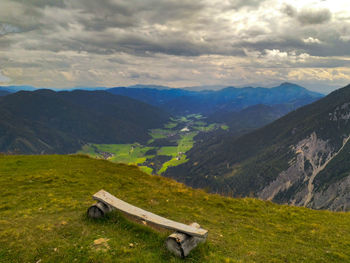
[87,201,113,219]
[166,223,207,258]
[88,190,208,258]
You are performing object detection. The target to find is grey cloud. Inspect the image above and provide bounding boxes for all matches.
[1,0,350,90]
[282,4,332,25]
[297,8,332,25]
[67,0,136,30]
[2,0,337,58]
[281,4,297,17]
[0,23,20,35]
[0,70,10,82]
[0,1,42,34]
[67,0,205,31]
[11,0,65,7]
[226,0,265,10]
[248,53,350,69]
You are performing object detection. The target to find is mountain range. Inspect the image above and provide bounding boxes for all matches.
[0,85,36,92]
[165,84,350,211]
[0,83,323,155]
[0,89,169,154]
[0,90,10,96]
[0,83,323,117]
[108,82,323,115]
[4,82,349,211]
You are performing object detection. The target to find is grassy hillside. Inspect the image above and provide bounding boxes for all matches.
[1,155,350,262]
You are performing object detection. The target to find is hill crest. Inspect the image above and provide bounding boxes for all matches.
[1,154,350,262]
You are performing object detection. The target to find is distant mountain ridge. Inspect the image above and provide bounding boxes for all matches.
[208,104,291,135]
[0,85,36,92]
[0,90,10,96]
[165,83,350,211]
[108,83,324,115]
[0,89,170,154]
[0,82,324,116]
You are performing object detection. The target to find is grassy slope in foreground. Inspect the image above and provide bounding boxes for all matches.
[1,155,350,262]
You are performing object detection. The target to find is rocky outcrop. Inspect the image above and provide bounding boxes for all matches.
[310,175,350,211]
[258,132,350,210]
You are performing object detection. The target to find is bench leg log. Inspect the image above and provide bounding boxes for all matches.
[87,201,113,219]
[166,223,207,258]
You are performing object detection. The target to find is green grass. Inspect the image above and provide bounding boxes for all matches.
[139,166,154,174]
[194,123,217,132]
[79,115,224,175]
[80,121,202,175]
[158,155,188,174]
[1,155,350,262]
[177,132,197,152]
[81,144,154,166]
[178,116,188,122]
[77,145,101,158]
[149,129,171,139]
[157,146,178,157]
[194,121,206,126]
[187,114,204,120]
[157,131,197,159]
[221,125,229,131]
[157,132,197,174]
[164,122,178,129]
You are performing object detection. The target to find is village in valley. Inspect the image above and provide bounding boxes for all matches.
[79,114,226,175]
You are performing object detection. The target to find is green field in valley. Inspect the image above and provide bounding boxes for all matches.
[1,155,350,263]
[79,115,220,175]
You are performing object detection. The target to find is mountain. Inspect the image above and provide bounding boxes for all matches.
[128,84,171,90]
[63,86,108,91]
[208,103,299,135]
[183,85,226,91]
[0,85,36,92]
[0,90,170,154]
[108,83,324,115]
[108,86,195,108]
[1,155,350,262]
[165,84,350,211]
[0,90,10,96]
[192,104,293,154]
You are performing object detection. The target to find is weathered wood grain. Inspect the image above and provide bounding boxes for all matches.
[92,189,208,238]
[166,222,206,257]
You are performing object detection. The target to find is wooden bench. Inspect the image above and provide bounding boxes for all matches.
[88,189,208,257]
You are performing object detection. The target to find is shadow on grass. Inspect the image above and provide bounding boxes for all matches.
[83,210,210,262]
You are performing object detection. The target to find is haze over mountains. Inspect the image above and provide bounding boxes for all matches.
[109,82,323,115]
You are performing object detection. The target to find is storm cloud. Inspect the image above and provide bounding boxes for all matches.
[0,0,349,93]
[283,4,332,25]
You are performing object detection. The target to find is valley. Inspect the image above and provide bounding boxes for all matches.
[165,84,350,211]
[78,114,223,175]
[2,1,349,261]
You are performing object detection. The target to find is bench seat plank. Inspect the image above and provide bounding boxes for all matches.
[93,189,208,238]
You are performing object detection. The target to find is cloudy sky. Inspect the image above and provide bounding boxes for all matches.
[0,0,350,92]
